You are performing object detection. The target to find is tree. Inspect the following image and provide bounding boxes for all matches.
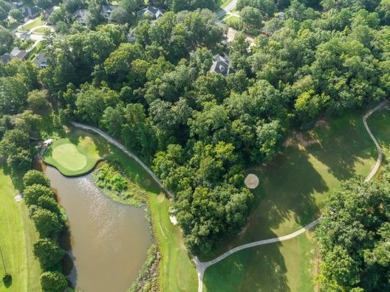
[0,25,12,54]
[316,175,390,291]
[33,239,65,270]
[23,184,54,207]
[0,77,28,116]
[0,129,30,162]
[9,8,24,22]
[240,7,264,30]
[31,208,63,238]
[27,90,51,113]
[40,271,68,292]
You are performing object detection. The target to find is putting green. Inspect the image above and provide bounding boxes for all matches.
[43,136,102,176]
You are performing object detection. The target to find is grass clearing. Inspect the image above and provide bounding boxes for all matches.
[32,27,51,34]
[204,231,317,292]
[43,132,103,176]
[0,169,41,292]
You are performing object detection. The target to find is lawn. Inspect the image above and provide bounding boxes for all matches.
[32,27,51,34]
[148,194,198,292]
[204,231,317,292]
[0,169,41,292]
[202,105,390,291]
[20,17,45,32]
[43,132,104,176]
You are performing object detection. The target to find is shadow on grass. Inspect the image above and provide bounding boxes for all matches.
[204,236,289,291]
[307,114,375,181]
[2,274,12,288]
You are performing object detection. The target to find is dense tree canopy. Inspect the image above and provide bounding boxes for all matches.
[316,170,390,291]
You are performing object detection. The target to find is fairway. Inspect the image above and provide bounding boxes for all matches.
[0,169,41,292]
[202,106,390,291]
[43,135,103,176]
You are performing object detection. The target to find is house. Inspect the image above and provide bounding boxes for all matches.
[137,6,163,19]
[0,54,12,65]
[19,32,31,40]
[32,52,48,68]
[101,5,119,20]
[74,9,89,25]
[10,47,27,60]
[210,54,230,75]
[20,6,40,20]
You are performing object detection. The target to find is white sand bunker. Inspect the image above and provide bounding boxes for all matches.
[14,194,22,202]
[169,215,178,225]
[244,174,259,189]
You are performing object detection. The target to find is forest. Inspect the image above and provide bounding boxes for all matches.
[0,0,389,259]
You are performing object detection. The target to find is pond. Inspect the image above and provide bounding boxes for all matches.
[45,166,152,292]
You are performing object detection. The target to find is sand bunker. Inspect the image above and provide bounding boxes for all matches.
[244,174,259,189]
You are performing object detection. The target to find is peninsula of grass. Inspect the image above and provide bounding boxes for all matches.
[0,169,41,292]
[43,134,103,176]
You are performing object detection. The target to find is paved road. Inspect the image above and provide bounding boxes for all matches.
[194,100,389,292]
[71,122,174,199]
[216,0,238,18]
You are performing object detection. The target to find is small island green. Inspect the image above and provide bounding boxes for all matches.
[43,136,102,176]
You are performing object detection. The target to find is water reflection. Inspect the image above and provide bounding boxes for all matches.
[45,166,152,292]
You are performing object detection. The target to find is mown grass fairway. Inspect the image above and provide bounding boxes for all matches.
[43,133,103,176]
[148,194,197,292]
[0,169,41,292]
[203,106,390,291]
[204,231,317,292]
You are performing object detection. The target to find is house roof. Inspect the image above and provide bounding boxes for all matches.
[137,6,163,19]
[74,9,89,25]
[32,52,48,68]
[0,54,12,65]
[10,47,27,59]
[210,54,230,75]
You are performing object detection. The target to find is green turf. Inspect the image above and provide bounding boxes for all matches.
[204,231,317,292]
[20,17,45,32]
[43,134,103,176]
[0,169,41,292]
[148,194,198,292]
[32,27,51,34]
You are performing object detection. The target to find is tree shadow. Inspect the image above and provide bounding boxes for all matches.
[204,235,289,291]
[306,113,376,181]
[2,274,12,288]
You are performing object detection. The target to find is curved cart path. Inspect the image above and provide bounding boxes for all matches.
[71,122,174,198]
[194,100,388,292]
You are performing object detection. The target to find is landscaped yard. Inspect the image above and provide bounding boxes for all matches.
[43,131,105,176]
[0,169,41,292]
[202,105,390,291]
[20,17,45,32]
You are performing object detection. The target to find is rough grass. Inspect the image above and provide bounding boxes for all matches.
[43,135,102,176]
[0,169,41,292]
[148,194,198,292]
